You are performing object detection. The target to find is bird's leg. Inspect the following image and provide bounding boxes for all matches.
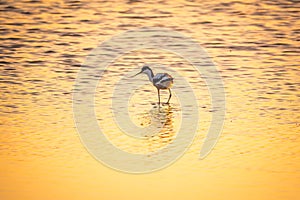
[157,88,160,105]
[166,88,172,104]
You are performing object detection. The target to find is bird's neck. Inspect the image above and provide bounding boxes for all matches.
[144,69,154,83]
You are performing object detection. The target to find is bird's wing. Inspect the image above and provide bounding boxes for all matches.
[153,73,173,84]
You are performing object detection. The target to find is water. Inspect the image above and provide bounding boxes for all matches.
[0,0,299,199]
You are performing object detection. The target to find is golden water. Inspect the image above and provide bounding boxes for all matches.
[0,0,299,199]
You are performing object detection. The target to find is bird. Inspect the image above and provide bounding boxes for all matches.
[132,66,174,105]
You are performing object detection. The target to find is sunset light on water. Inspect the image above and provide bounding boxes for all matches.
[0,0,299,199]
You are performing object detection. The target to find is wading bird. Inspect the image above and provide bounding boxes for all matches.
[133,66,174,105]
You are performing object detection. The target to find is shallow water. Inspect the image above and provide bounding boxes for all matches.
[0,0,299,199]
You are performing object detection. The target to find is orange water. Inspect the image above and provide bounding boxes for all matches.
[1,0,299,199]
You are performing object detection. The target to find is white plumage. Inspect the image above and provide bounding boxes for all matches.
[133,66,174,105]
[153,73,173,89]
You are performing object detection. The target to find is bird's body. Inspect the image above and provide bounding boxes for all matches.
[133,66,173,105]
[153,73,173,89]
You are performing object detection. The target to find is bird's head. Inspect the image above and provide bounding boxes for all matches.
[132,65,152,77]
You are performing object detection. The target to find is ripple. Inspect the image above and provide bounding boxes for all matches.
[0,0,299,198]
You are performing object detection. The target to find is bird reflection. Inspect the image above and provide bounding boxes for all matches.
[146,105,175,151]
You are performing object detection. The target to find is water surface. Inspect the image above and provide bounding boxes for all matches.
[0,0,299,199]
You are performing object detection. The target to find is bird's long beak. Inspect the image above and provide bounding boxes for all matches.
[131,71,142,78]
